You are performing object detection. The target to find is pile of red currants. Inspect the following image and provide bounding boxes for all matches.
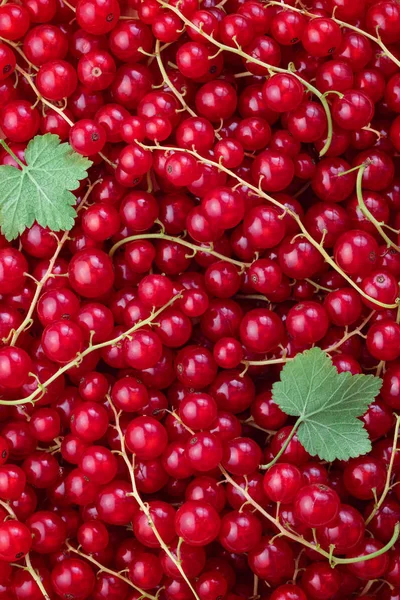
[0,0,400,598]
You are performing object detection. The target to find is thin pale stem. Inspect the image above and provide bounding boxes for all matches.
[109,232,250,268]
[109,400,200,600]
[219,467,400,566]
[0,501,50,600]
[16,66,74,126]
[9,180,99,346]
[356,165,400,252]
[266,1,400,70]
[0,294,182,406]
[0,139,25,168]
[242,311,375,367]
[137,143,399,310]
[157,1,333,157]
[154,39,196,118]
[66,543,155,599]
[365,414,400,525]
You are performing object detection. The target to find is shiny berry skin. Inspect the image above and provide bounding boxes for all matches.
[186,432,223,471]
[125,416,168,460]
[42,320,83,364]
[68,249,114,298]
[175,345,217,389]
[346,538,389,579]
[344,457,386,500]
[79,446,117,484]
[263,463,303,504]
[240,308,285,354]
[175,501,221,546]
[286,301,329,345]
[70,402,108,443]
[263,74,304,113]
[302,18,342,57]
[195,80,237,122]
[270,585,307,600]
[332,90,374,130]
[294,484,340,527]
[248,536,294,583]
[222,437,262,476]
[382,364,400,409]
[324,288,362,326]
[243,205,286,249]
[51,558,96,600]
[69,119,106,156]
[301,562,341,600]
[279,236,324,279]
[366,319,400,361]
[361,270,399,309]
[252,149,294,192]
[0,100,40,142]
[26,510,67,553]
[76,0,120,34]
[133,500,175,548]
[179,392,217,430]
[288,102,327,143]
[334,230,379,276]
[317,504,365,554]
[128,552,163,590]
[0,346,32,389]
[0,520,32,561]
[0,4,30,40]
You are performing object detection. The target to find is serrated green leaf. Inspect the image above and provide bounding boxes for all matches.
[272,347,382,462]
[0,134,92,240]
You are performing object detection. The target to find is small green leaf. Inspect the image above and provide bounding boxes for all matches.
[272,347,382,462]
[0,134,92,240]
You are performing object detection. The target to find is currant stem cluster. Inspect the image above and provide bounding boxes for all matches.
[0,500,51,600]
[0,293,182,406]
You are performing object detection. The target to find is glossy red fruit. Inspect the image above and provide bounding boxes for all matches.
[294,484,340,527]
[175,501,221,547]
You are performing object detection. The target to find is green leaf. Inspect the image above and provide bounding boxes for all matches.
[272,347,382,462]
[0,134,92,240]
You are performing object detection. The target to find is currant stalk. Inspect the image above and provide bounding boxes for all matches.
[7,179,100,347]
[157,0,334,157]
[136,142,399,310]
[220,467,400,567]
[365,413,400,526]
[109,397,201,600]
[66,543,157,600]
[0,500,51,600]
[0,294,182,406]
[110,232,250,269]
[154,39,197,118]
[356,165,400,252]
[243,311,375,368]
[266,0,400,70]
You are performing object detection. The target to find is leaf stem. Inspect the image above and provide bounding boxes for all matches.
[260,418,302,469]
[0,139,25,169]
